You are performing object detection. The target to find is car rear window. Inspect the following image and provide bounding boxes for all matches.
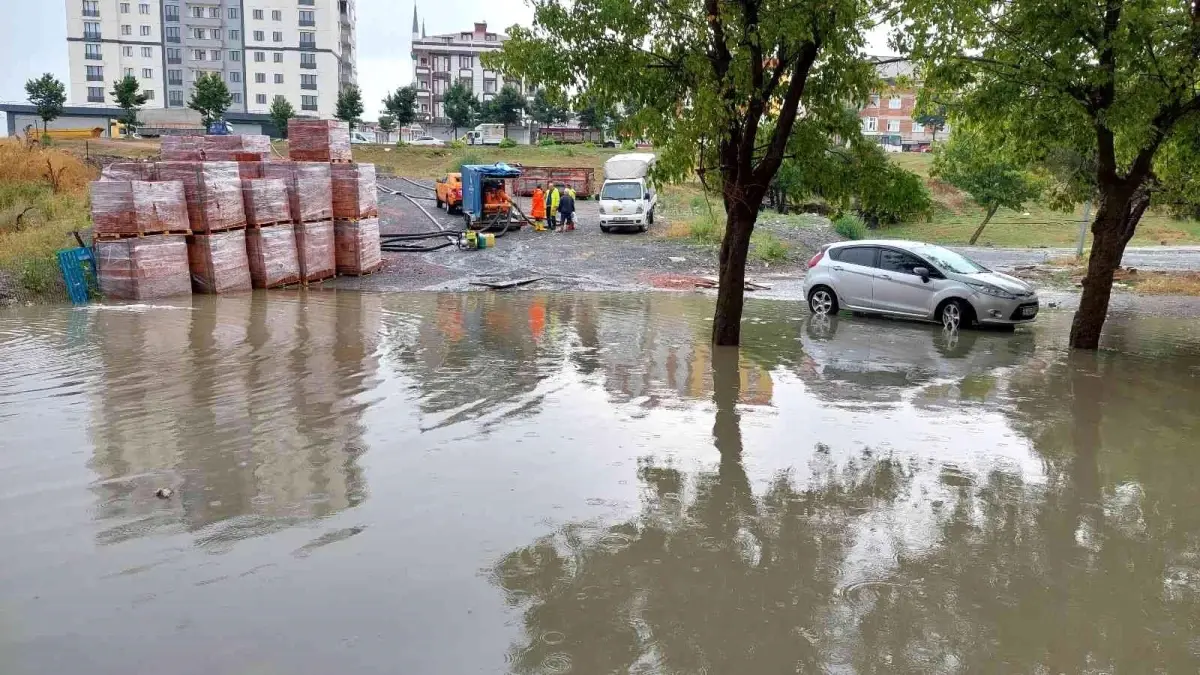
[833,246,877,267]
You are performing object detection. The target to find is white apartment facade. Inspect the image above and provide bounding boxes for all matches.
[410,13,512,123]
[65,0,356,121]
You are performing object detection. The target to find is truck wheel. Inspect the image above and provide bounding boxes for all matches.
[647,209,655,225]
[600,225,611,234]
[436,197,443,209]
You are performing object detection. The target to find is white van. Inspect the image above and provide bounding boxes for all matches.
[465,124,506,145]
[599,153,657,233]
[350,130,373,144]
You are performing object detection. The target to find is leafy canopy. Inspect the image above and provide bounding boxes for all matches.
[382,86,418,128]
[932,126,1042,216]
[377,114,397,134]
[110,75,148,131]
[491,84,528,126]
[268,95,295,138]
[530,88,570,126]
[443,81,479,134]
[24,73,66,130]
[336,85,365,129]
[188,73,232,127]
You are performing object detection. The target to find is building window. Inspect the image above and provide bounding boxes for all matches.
[228,7,238,19]
[208,6,220,18]
[301,74,316,89]
[229,71,241,83]
[192,28,204,39]
[211,50,221,60]
[273,31,283,42]
[168,69,182,84]
[256,93,267,104]
[886,119,900,132]
[460,32,471,40]
[274,52,283,63]
[272,9,282,20]
[274,73,284,84]
[168,90,183,106]
[190,6,202,18]
[255,72,266,83]
[164,4,178,20]
[911,121,925,133]
[458,77,472,91]
[230,50,241,61]
[120,2,129,12]
[121,24,131,35]
[142,67,153,78]
[87,87,104,102]
[165,26,180,42]
[868,94,880,107]
[483,79,496,93]
[888,96,902,109]
[141,46,152,57]
[167,48,181,63]
[232,93,242,103]
[84,21,101,39]
[299,31,315,48]
[192,49,206,60]
[485,34,497,41]
[124,67,134,77]
[140,25,150,36]
[82,1,99,17]
[253,9,263,19]
[253,30,264,41]
[86,65,103,81]
[459,55,473,69]
[144,89,155,100]
[229,29,240,40]
[139,3,149,13]
[300,52,316,68]
[864,117,878,132]
[301,95,318,111]
[299,10,315,26]
[123,45,134,56]
[254,51,265,62]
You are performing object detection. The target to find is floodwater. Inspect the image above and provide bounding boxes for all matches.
[2,291,1200,674]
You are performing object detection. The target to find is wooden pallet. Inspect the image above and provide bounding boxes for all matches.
[303,271,337,285]
[95,229,191,240]
[333,211,380,222]
[246,219,293,229]
[337,262,384,277]
[262,275,303,289]
[194,223,247,235]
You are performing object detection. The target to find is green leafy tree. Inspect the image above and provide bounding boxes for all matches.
[442,81,479,137]
[574,98,613,131]
[477,98,502,124]
[335,85,365,129]
[915,104,948,142]
[488,0,877,345]
[902,0,1200,349]
[187,72,232,127]
[530,87,569,129]
[268,95,295,138]
[109,75,148,135]
[932,127,1043,244]
[24,73,66,136]
[381,86,417,128]
[491,84,527,138]
[376,114,397,141]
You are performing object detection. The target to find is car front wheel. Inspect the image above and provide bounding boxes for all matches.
[940,298,970,330]
[808,286,838,315]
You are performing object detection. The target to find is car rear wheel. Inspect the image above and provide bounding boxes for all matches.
[807,286,838,315]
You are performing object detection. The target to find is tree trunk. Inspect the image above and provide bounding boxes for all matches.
[968,204,999,245]
[1069,183,1149,349]
[712,200,756,346]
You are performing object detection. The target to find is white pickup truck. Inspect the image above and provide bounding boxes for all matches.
[598,153,657,233]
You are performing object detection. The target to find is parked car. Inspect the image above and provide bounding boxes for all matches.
[436,173,462,213]
[802,240,1039,329]
[350,131,373,144]
[409,136,445,147]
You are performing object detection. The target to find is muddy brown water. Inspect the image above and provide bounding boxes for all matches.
[3,291,1200,674]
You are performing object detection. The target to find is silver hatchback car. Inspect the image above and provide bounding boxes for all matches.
[802,240,1039,329]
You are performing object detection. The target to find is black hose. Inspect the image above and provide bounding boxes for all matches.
[381,229,464,240]
[381,241,456,252]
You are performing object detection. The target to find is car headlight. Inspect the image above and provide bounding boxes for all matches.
[636,204,644,214]
[599,205,606,214]
[967,282,1016,299]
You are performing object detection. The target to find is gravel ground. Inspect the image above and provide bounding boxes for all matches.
[334,178,840,293]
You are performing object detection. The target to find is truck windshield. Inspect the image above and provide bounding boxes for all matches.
[601,182,643,200]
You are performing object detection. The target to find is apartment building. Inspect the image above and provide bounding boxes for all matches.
[65,0,356,120]
[410,12,511,122]
[858,58,943,151]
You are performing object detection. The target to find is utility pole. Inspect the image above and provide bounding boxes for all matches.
[1076,199,1091,258]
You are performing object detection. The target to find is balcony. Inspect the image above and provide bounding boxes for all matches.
[167,56,181,64]
[299,0,314,4]
[85,52,103,61]
[300,61,316,69]
[168,78,183,85]
[82,9,99,17]
[87,73,103,82]
[87,94,104,102]
[83,31,102,40]
[299,40,317,50]
[302,103,318,111]
[301,81,316,90]
[166,35,180,43]
[299,19,315,26]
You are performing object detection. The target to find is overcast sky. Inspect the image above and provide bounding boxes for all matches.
[0,0,890,129]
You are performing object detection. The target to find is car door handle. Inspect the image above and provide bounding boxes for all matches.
[833,266,845,271]
[877,274,891,280]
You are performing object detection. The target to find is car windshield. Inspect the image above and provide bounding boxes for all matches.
[912,245,989,275]
[601,182,642,200]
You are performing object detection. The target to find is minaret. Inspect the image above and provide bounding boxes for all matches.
[411,5,419,39]
[422,20,426,38]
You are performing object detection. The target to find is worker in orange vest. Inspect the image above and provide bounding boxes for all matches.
[529,184,547,231]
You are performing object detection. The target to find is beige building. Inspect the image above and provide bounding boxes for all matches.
[410,10,512,123]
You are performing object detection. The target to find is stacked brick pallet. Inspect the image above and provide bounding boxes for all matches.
[89,121,380,301]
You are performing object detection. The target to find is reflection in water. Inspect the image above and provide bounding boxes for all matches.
[3,293,1200,673]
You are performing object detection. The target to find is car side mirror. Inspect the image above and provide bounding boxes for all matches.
[644,193,651,200]
[914,266,930,282]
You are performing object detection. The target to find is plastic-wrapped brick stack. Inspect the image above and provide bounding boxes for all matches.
[242,177,301,288]
[331,163,382,275]
[90,180,190,238]
[162,134,272,162]
[160,136,204,161]
[156,161,246,233]
[101,162,156,181]
[187,229,252,294]
[294,221,336,282]
[95,236,192,300]
[262,161,333,223]
[242,178,291,226]
[287,120,352,162]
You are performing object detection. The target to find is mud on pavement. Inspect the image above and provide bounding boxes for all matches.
[330,178,840,293]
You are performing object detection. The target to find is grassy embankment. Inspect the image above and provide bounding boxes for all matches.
[0,140,97,303]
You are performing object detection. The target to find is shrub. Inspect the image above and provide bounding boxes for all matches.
[498,137,517,148]
[448,139,467,149]
[582,141,596,148]
[457,152,483,173]
[538,138,558,146]
[751,232,789,263]
[620,140,635,151]
[395,140,408,148]
[689,215,723,245]
[833,213,867,240]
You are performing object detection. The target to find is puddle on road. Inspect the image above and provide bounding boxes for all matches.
[2,291,1200,673]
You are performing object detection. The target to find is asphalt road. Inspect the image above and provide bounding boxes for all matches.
[954,245,1200,272]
